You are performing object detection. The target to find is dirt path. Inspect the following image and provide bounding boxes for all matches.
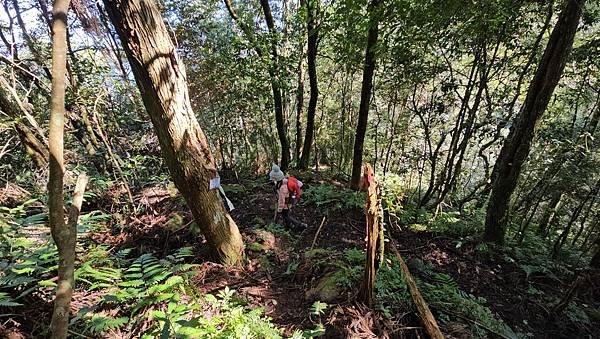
[32,179,597,338]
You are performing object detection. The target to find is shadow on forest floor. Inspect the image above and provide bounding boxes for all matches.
[3,175,599,338]
[94,174,600,338]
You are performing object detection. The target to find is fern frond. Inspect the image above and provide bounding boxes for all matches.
[86,315,129,334]
[0,292,22,307]
[0,275,36,288]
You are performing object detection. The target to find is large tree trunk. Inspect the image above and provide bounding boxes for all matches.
[48,0,71,337]
[298,0,319,170]
[103,0,244,265]
[483,0,583,244]
[259,0,290,170]
[350,0,381,189]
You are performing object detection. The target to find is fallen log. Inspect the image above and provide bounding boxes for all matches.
[388,238,444,339]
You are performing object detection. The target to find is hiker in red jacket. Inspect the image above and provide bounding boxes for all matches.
[269,164,307,230]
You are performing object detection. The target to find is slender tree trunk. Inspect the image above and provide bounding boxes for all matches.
[384,95,401,175]
[223,0,289,169]
[572,201,595,246]
[442,41,499,205]
[579,216,598,251]
[538,192,564,237]
[572,182,599,246]
[50,174,87,339]
[294,54,305,163]
[350,0,381,189]
[48,0,72,337]
[338,72,349,171]
[583,93,600,134]
[433,50,480,205]
[552,194,590,259]
[103,0,244,265]
[483,0,583,244]
[259,0,290,170]
[299,0,319,169]
[515,189,546,244]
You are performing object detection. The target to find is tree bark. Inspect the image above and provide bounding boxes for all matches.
[298,0,319,169]
[103,0,244,265]
[358,164,382,305]
[483,0,583,244]
[350,0,381,189]
[48,0,72,337]
[50,174,88,339]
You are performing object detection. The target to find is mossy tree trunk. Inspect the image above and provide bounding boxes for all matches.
[103,0,244,265]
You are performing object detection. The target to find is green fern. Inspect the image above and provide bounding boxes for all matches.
[0,216,59,307]
[18,213,48,227]
[311,301,329,316]
[0,275,36,288]
[431,273,458,289]
[302,185,365,211]
[76,264,121,290]
[86,314,129,334]
[0,292,22,307]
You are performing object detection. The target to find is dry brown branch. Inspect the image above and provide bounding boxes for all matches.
[310,216,327,250]
[388,238,444,339]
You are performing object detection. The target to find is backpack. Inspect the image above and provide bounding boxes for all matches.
[287,176,303,200]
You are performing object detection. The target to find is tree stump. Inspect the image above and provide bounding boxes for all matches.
[358,163,383,306]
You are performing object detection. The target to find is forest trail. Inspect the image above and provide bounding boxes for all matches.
[79,176,598,338]
[2,175,599,338]
[2,0,599,337]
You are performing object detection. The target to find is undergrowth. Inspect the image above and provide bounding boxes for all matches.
[0,201,297,338]
[374,255,519,339]
[302,185,365,211]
